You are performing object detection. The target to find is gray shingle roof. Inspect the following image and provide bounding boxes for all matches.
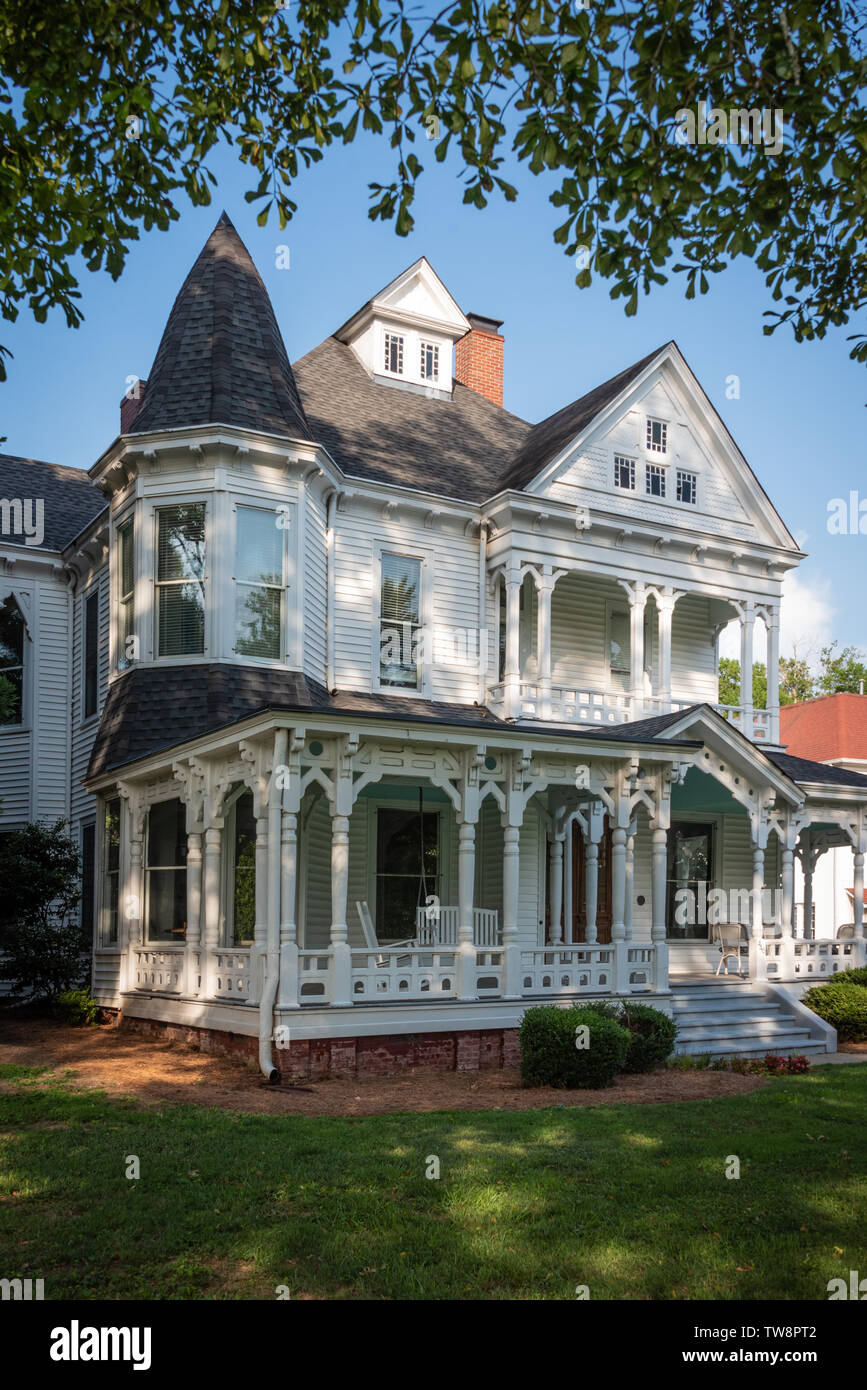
[767,750,867,790]
[292,336,531,502]
[496,345,668,493]
[129,212,311,440]
[0,453,107,550]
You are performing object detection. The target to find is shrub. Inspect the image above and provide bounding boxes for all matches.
[54,988,99,1027]
[519,1004,630,1089]
[617,1002,678,1073]
[802,981,867,1042]
[0,820,86,1001]
[728,1054,811,1075]
[832,966,867,988]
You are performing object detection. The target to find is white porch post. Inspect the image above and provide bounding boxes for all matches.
[502,822,522,996]
[563,820,573,944]
[504,564,522,719]
[329,810,352,1007]
[252,813,269,1001]
[656,591,677,711]
[580,800,605,946]
[651,824,669,988]
[456,821,477,999]
[628,582,647,717]
[185,832,202,996]
[740,601,756,735]
[548,834,564,944]
[781,846,795,939]
[278,809,299,1008]
[796,828,811,940]
[535,567,555,721]
[748,834,767,982]
[202,825,221,996]
[610,826,627,942]
[624,825,635,941]
[854,849,865,939]
[766,607,781,744]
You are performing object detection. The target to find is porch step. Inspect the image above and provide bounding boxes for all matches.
[671,981,831,1059]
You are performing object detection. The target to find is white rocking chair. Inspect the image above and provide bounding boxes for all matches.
[355,902,416,965]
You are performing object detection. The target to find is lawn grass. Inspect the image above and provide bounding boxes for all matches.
[0,1061,865,1300]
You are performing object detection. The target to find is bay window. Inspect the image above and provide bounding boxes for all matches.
[379,551,422,690]
[234,507,284,660]
[155,504,206,657]
[145,798,187,941]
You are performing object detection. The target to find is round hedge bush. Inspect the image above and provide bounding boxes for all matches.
[831,966,867,988]
[617,1002,679,1073]
[803,980,867,1041]
[519,1004,630,1089]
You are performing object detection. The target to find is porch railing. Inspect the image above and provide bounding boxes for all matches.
[415,906,501,946]
[133,947,184,994]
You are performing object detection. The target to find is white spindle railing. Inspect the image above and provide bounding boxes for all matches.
[519,945,616,996]
[415,906,501,946]
[211,949,252,1001]
[298,951,333,1003]
[133,948,184,994]
[351,947,459,1000]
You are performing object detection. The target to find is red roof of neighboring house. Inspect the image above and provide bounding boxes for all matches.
[780,692,867,764]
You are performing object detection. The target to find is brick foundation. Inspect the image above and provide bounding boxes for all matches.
[119,1014,520,1078]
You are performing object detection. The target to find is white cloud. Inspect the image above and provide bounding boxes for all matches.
[717,571,835,664]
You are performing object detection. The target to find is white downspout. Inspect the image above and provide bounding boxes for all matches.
[259,727,287,1081]
[478,518,487,704]
[325,490,337,693]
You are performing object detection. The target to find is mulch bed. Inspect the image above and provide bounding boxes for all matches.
[0,1014,768,1116]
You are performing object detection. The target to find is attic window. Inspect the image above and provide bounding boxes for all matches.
[677,469,697,504]
[384,332,404,375]
[645,462,666,498]
[420,341,439,382]
[614,456,636,490]
[646,418,667,453]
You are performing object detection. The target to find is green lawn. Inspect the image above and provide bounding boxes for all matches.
[0,1062,865,1300]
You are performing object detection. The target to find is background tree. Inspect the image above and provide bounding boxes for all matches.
[817,642,867,695]
[779,653,816,705]
[1,1,865,382]
[0,821,86,1000]
[717,657,768,708]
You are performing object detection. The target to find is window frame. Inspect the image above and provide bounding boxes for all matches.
[613,454,636,491]
[676,468,698,506]
[99,796,122,948]
[645,461,667,498]
[116,515,135,672]
[153,500,208,661]
[645,417,668,454]
[0,595,27,731]
[419,340,440,383]
[143,797,188,944]
[232,502,288,665]
[374,546,428,696]
[383,330,405,377]
[221,786,258,947]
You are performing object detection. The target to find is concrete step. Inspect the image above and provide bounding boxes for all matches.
[677,1030,818,1057]
[675,1010,784,1030]
[670,979,831,1058]
[676,1020,810,1043]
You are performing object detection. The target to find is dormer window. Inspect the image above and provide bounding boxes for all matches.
[420,341,439,382]
[677,469,697,504]
[384,332,404,375]
[614,455,636,490]
[646,417,667,453]
[646,462,666,497]
[156,503,206,657]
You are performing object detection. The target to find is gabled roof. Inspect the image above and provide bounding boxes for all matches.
[767,748,867,790]
[293,336,530,501]
[780,693,867,765]
[129,212,311,441]
[0,453,107,550]
[495,345,668,493]
[334,256,470,342]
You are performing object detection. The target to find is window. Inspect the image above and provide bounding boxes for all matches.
[667,822,715,941]
[145,798,187,942]
[234,507,284,660]
[614,455,636,490]
[646,462,666,497]
[83,590,99,718]
[0,598,24,725]
[81,822,96,938]
[155,504,205,657]
[646,418,667,453]
[379,552,422,689]
[677,469,697,504]
[102,798,121,945]
[226,790,256,945]
[420,341,439,382]
[117,518,134,670]
[376,807,440,941]
[384,332,404,375]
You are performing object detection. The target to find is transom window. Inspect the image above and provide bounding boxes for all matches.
[234,506,284,661]
[646,462,666,497]
[102,798,121,945]
[646,417,667,453]
[420,341,439,381]
[384,332,404,375]
[0,597,25,726]
[155,504,206,657]
[677,469,697,504]
[145,798,187,942]
[614,455,636,490]
[380,551,422,690]
[117,518,134,671]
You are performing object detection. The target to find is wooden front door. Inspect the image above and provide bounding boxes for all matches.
[572,818,613,944]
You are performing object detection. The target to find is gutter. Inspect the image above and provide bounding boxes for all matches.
[259,726,288,1081]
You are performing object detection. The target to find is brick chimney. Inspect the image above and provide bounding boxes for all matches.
[455,313,503,407]
[120,378,147,433]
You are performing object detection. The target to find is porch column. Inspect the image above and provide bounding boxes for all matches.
[796,829,811,940]
[456,821,477,1000]
[254,815,269,950]
[766,607,781,743]
[563,821,573,943]
[202,826,221,997]
[610,826,627,942]
[548,834,564,944]
[185,832,202,996]
[330,811,352,1007]
[502,822,522,997]
[628,583,646,717]
[749,839,767,982]
[535,568,555,720]
[854,849,865,939]
[128,833,145,947]
[650,823,669,989]
[739,602,756,735]
[624,827,635,941]
[504,565,522,719]
[656,591,677,711]
[278,810,299,1008]
[781,845,795,939]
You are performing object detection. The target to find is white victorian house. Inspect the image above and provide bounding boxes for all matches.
[1,213,865,1076]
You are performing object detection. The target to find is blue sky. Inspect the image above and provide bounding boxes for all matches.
[1,133,862,661]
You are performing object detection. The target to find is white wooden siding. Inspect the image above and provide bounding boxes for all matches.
[303,487,327,683]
